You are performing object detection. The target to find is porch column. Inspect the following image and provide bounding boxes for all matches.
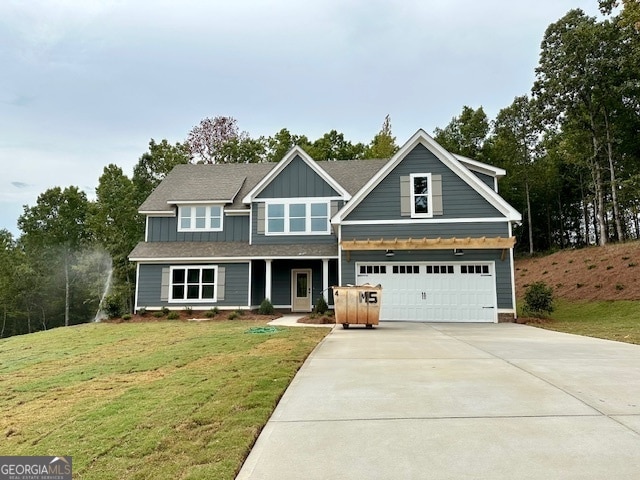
[265,259,272,301]
[322,258,329,302]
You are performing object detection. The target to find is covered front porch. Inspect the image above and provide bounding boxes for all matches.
[251,258,338,312]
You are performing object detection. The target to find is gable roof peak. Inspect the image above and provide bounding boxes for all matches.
[241,145,351,203]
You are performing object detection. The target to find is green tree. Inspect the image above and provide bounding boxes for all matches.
[265,128,311,162]
[0,229,18,337]
[491,96,542,254]
[304,130,367,161]
[533,9,632,244]
[91,164,142,312]
[434,106,490,160]
[18,186,92,327]
[365,114,398,159]
[132,139,190,206]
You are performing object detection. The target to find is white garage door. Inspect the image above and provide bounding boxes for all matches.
[356,262,496,322]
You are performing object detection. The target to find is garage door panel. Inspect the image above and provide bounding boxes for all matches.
[356,262,496,323]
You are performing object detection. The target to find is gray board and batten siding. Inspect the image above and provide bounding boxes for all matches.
[256,155,341,199]
[341,249,514,310]
[147,215,250,242]
[344,144,503,222]
[136,262,250,309]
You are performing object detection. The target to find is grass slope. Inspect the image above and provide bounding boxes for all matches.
[516,241,640,345]
[0,320,328,479]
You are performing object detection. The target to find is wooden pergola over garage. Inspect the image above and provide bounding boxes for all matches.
[341,236,516,261]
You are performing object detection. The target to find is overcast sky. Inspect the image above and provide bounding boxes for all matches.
[1,0,602,236]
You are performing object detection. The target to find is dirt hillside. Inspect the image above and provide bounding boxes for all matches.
[515,241,640,301]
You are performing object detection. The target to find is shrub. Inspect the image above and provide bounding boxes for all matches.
[153,311,164,318]
[314,296,329,315]
[138,307,147,316]
[616,284,625,291]
[228,312,239,320]
[103,294,124,319]
[523,281,554,317]
[122,313,132,321]
[161,306,170,316]
[204,307,218,318]
[258,298,275,315]
[234,309,245,316]
[167,311,180,320]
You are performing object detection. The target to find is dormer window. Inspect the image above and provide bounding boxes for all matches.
[410,173,433,218]
[178,205,223,231]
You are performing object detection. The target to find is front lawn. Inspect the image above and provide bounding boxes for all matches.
[0,320,328,479]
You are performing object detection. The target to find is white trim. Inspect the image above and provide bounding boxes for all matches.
[332,129,521,224]
[224,209,250,216]
[139,210,175,216]
[337,224,343,285]
[177,205,223,232]
[322,258,329,303]
[134,262,141,313]
[453,154,506,178]
[264,199,331,236]
[509,222,518,319]
[170,199,230,205]
[130,256,337,263]
[168,265,218,303]
[339,217,514,226]
[249,204,253,245]
[265,259,273,301]
[144,216,149,242]
[247,259,253,307]
[409,173,433,218]
[242,146,351,203]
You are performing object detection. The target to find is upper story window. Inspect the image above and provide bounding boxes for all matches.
[410,173,433,218]
[266,200,329,235]
[178,205,223,232]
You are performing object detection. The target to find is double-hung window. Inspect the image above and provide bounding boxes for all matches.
[266,200,329,235]
[170,266,217,302]
[178,205,223,231]
[410,173,433,218]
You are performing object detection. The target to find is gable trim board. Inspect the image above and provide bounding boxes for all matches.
[242,146,351,204]
[332,129,521,224]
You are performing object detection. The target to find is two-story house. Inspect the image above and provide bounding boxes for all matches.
[129,129,521,322]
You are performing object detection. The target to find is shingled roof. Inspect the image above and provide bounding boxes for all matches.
[138,159,390,213]
[129,241,338,260]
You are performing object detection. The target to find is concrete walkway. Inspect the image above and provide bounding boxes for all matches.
[237,322,640,479]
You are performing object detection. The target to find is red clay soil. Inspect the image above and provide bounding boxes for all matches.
[515,240,640,301]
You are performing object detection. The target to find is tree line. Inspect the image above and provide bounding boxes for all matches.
[1,1,638,338]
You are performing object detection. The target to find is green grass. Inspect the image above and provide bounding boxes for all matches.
[0,320,328,479]
[528,299,640,345]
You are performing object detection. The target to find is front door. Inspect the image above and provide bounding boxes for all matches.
[291,269,312,312]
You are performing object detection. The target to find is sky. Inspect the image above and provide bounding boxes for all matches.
[1,0,603,237]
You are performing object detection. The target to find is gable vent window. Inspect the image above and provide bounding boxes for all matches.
[265,200,330,235]
[178,205,223,232]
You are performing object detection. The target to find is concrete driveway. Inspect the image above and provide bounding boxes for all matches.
[236,322,640,479]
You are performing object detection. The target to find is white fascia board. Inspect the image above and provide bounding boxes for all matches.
[131,255,339,263]
[139,210,175,216]
[453,154,506,178]
[169,200,228,205]
[241,146,351,204]
[333,129,521,224]
[224,209,250,216]
[340,217,515,226]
